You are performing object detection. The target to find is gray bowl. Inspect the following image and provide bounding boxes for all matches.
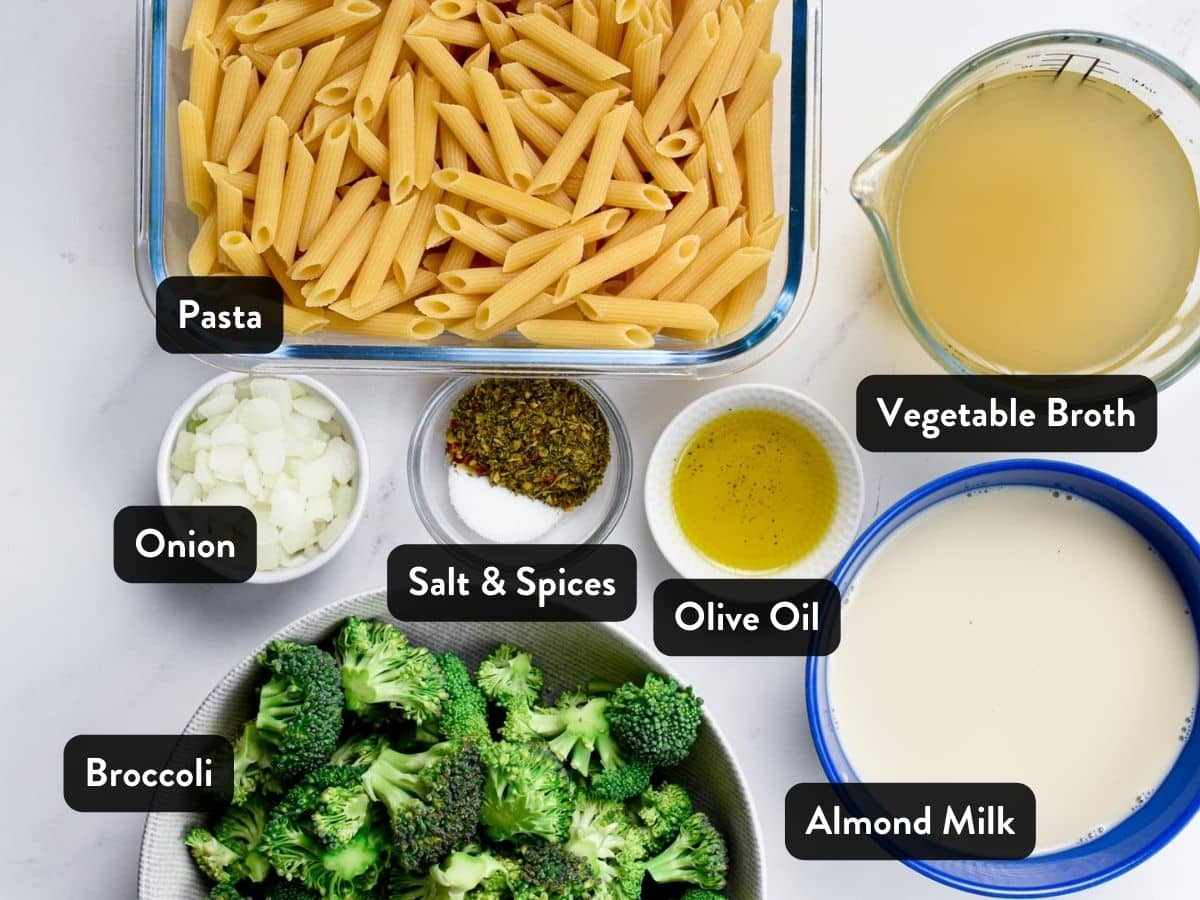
[137,589,765,897]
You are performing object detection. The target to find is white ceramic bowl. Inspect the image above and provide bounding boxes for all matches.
[645,384,865,578]
[136,590,766,898]
[156,372,369,585]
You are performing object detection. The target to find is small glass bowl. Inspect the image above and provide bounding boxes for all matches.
[408,377,633,545]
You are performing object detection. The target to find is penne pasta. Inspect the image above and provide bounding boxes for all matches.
[721,0,778,95]
[478,2,517,49]
[743,100,773,228]
[328,22,382,79]
[356,0,414,122]
[210,0,258,57]
[394,183,443,285]
[189,35,223,139]
[631,34,662,114]
[619,233,700,296]
[234,0,328,38]
[725,50,781,144]
[413,67,441,188]
[349,116,389,175]
[331,268,440,318]
[386,72,417,202]
[656,127,701,158]
[719,214,781,334]
[278,36,346,132]
[298,114,353,250]
[434,205,514,262]
[220,230,269,275]
[178,100,213,216]
[659,215,743,301]
[203,161,258,199]
[659,175,709,246]
[182,0,222,50]
[431,0,478,20]
[188,213,220,275]
[292,174,382,279]
[579,294,718,334]
[498,61,547,91]
[660,0,717,73]
[572,0,600,46]
[325,310,445,339]
[476,207,539,241]
[683,245,772,309]
[500,40,627,97]
[469,68,532,189]
[215,178,245,264]
[623,105,693,192]
[475,235,584,327]
[509,13,630,81]
[561,177,671,211]
[703,99,741,210]
[227,47,302,173]
[518,319,655,348]
[411,14,490,47]
[439,266,514,293]
[573,102,634,221]
[604,207,666,249]
[415,293,484,319]
[434,102,505,182]
[433,167,570,228]
[251,116,290,251]
[210,55,256,163]
[307,201,388,306]
[641,10,718,141]
[274,135,316,265]
[555,223,664,298]
[253,0,383,56]
[405,34,482,117]
[316,64,366,106]
[687,3,742,125]
[527,88,617,194]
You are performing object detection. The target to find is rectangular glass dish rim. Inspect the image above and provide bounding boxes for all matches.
[135,0,822,375]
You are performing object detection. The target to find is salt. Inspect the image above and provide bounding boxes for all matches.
[448,464,563,542]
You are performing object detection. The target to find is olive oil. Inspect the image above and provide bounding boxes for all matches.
[671,409,837,573]
[896,72,1200,373]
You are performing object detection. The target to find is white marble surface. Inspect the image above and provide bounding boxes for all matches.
[3,0,1200,896]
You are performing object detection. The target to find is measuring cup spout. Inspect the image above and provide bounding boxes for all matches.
[850,145,897,217]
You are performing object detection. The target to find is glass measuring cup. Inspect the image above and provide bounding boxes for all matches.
[852,31,1200,388]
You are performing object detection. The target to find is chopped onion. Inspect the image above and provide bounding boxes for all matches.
[169,379,358,571]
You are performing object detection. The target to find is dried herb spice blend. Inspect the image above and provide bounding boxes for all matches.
[446,379,611,510]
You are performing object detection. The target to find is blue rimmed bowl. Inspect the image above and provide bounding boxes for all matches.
[807,459,1200,897]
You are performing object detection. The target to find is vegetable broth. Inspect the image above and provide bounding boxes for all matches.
[896,72,1200,373]
[828,486,1199,852]
[671,409,837,572]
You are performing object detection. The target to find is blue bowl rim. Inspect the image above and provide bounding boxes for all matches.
[806,458,1200,897]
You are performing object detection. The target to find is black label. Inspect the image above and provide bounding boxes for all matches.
[156,276,283,354]
[114,506,256,583]
[785,783,1036,860]
[387,544,636,621]
[654,580,840,656]
[64,735,233,812]
[857,375,1156,451]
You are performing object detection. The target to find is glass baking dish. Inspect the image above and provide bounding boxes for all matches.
[135,0,822,376]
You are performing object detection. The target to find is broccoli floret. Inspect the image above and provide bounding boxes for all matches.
[330,733,389,769]
[265,881,320,900]
[335,618,447,724]
[312,784,371,849]
[435,652,492,744]
[186,827,242,885]
[255,641,345,784]
[476,645,544,709]
[607,674,703,768]
[567,795,649,888]
[510,840,595,900]
[363,740,484,872]
[387,845,512,899]
[480,741,574,844]
[231,721,283,804]
[209,886,247,900]
[212,796,272,882]
[635,783,694,853]
[681,891,727,900]
[262,766,390,898]
[590,757,654,803]
[644,812,728,891]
